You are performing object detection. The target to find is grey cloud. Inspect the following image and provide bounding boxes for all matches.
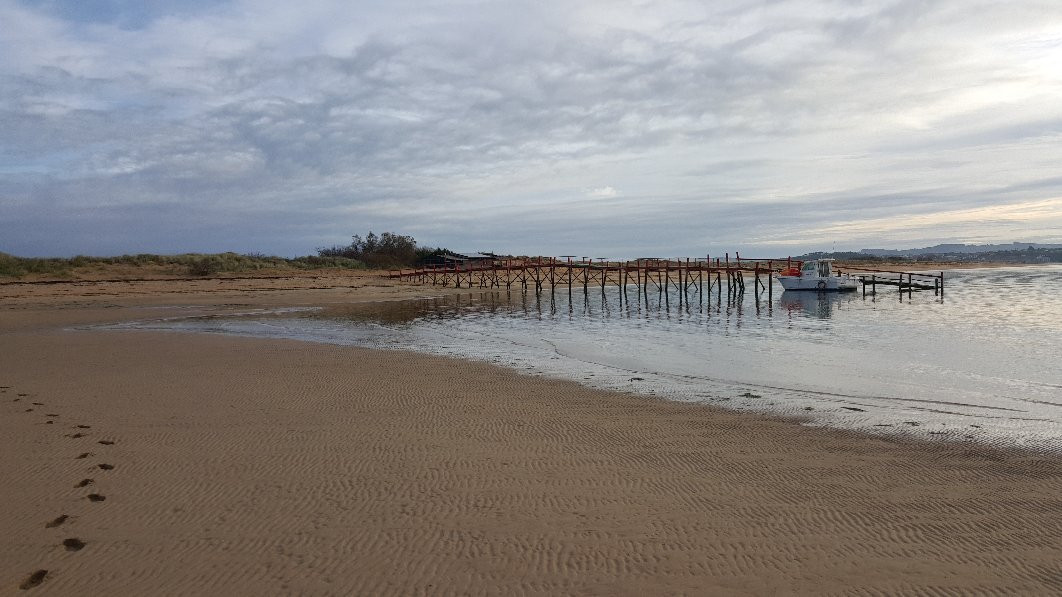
[3,0,1062,256]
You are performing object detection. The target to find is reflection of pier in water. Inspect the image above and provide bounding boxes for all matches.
[344,285,773,323]
[343,283,904,330]
[324,287,882,338]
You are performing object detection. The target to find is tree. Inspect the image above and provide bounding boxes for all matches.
[317,231,419,268]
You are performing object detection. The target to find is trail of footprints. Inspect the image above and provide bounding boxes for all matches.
[5,384,120,591]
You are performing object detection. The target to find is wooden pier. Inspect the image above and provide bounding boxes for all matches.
[390,255,942,302]
[844,267,946,299]
[392,255,788,300]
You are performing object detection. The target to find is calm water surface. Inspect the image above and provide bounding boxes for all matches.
[108,266,1062,450]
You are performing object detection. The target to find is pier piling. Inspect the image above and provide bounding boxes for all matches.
[391,256,946,307]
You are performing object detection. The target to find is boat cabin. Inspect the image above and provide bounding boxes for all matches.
[778,258,858,291]
[801,259,834,278]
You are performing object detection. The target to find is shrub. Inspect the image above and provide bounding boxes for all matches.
[291,255,365,269]
[0,252,25,277]
[318,231,448,269]
[188,256,224,276]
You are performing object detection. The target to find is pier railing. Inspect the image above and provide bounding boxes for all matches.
[388,254,800,302]
[388,255,945,301]
[839,266,945,298]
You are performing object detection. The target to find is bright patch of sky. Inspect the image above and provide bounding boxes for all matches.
[2,0,1062,257]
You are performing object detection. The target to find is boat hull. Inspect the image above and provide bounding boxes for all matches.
[776,275,859,292]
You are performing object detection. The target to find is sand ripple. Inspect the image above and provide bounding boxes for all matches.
[2,330,1062,595]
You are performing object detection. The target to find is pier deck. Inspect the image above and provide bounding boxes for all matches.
[389,256,945,301]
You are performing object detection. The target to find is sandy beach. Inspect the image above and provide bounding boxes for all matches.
[3,272,1062,595]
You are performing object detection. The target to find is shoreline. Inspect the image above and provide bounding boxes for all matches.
[3,281,1062,594]
[4,274,1060,455]
[0,259,1046,287]
[85,319,1062,456]
[98,309,1062,456]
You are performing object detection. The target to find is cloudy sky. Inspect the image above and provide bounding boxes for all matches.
[2,0,1062,258]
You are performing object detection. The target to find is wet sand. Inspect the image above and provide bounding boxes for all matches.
[2,274,1062,595]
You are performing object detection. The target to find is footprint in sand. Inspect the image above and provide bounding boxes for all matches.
[86,494,106,502]
[97,464,114,471]
[62,538,86,552]
[97,440,114,446]
[75,479,94,488]
[19,570,47,590]
[75,452,92,460]
[45,515,69,528]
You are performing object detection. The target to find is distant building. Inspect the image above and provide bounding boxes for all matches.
[421,251,497,268]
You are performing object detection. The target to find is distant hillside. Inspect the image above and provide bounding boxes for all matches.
[860,242,1062,256]
[800,246,1062,265]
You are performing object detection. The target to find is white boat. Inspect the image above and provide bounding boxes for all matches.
[776,259,859,292]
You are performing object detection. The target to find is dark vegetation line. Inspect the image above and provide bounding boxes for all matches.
[0,231,452,279]
[4,233,1059,280]
[316,231,452,269]
[0,251,363,279]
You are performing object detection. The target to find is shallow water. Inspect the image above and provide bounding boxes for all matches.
[105,266,1062,450]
